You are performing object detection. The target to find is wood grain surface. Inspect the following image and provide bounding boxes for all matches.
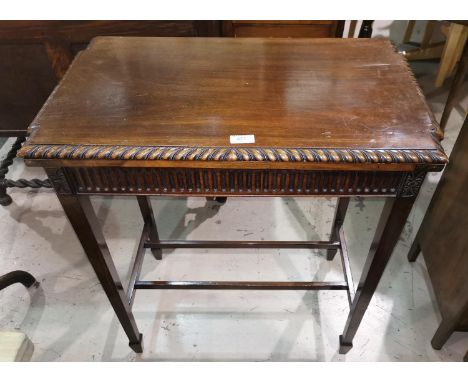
[20,37,446,168]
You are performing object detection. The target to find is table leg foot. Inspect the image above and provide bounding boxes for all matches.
[129,333,144,353]
[339,335,353,354]
[431,318,457,350]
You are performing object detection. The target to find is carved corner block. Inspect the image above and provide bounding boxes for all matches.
[45,168,73,195]
[398,170,427,198]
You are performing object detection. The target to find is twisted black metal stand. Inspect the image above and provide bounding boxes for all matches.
[0,137,52,206]
[0,139,41,307]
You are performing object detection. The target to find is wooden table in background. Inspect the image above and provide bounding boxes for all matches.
[408,116,468,360]
[19,37,446,354]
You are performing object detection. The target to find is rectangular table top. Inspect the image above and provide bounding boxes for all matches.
[19,37,447,169]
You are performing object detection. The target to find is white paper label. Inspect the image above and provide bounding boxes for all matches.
[229,134,255,144]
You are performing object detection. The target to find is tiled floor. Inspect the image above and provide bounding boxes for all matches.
[1,34,467,361]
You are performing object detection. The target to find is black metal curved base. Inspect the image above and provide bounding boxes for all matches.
[0,270,38,291]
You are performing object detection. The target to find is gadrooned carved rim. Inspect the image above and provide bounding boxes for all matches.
[18,144,448,164]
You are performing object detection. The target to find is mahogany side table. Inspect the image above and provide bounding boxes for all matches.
[18,37,447,354]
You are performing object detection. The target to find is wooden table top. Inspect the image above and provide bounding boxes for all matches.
[20,37,447,169]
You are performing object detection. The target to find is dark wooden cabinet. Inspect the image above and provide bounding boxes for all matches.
[222,20,344,38]
[0,44,56,137]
